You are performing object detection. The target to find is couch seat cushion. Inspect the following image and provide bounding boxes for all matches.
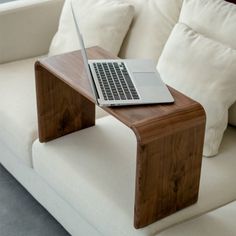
[0,57,39,167]
[32,116,236,236]
[0,57,108,167]
[158,200,236,236]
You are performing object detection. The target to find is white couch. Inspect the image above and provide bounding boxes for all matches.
[0,0,236,236]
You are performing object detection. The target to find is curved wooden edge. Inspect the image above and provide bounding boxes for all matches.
[35,61,95,142]
[131,103,206,228]
[131,102,206,145]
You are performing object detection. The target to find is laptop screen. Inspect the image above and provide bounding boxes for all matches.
[70,1,98,103]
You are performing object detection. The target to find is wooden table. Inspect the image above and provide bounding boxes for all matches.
[35,47,206,229]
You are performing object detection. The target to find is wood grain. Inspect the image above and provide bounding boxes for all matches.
[226,0,236,3]
[35,61,95,142]
[134,113,205,228]
[35,46,206,228]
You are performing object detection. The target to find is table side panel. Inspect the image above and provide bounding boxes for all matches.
[35,62,95,142]
[134,104,206,228]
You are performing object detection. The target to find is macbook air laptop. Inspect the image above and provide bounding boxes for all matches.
[71,2,174,106]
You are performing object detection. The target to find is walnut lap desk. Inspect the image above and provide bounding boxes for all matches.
[35,46,206,229]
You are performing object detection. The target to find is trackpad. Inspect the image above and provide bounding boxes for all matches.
[133,72,162,87]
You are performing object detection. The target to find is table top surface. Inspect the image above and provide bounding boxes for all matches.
[37,46,202,129]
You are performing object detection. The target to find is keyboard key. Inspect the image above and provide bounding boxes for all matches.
[93,62,140,101]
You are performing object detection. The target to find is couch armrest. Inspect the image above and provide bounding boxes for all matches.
[0,0,64,64]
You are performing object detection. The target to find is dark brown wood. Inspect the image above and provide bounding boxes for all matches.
[35,46,206,229]
[35,61,95,142]
[226,0,236,4]
[134,113,205,228]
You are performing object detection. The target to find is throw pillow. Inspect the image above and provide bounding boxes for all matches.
[119,0,183,62]
[157,23,236,156]
[179,0,236,125]
[49,0,135,56]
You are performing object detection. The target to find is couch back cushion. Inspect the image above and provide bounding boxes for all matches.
[179,0,236,126]
[49,0,135,56]
[119,0,183,62]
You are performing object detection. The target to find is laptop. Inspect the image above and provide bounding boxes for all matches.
[71,2,174,106]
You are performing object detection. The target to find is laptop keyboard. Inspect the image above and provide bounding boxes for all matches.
[93,62,140,101]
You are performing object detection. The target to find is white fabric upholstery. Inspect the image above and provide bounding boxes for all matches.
[119,0,183,62]
[33,116,236,236]
[0,57,108,167]
[179,0,236,47]
[33,116,137,236]
[0,0,64,64]
[0,57,39,167]
[49,0,134,56]
[157,23,236,157]
[0,138,101,236]
[179,0,236,126]
[158,201,236,236]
